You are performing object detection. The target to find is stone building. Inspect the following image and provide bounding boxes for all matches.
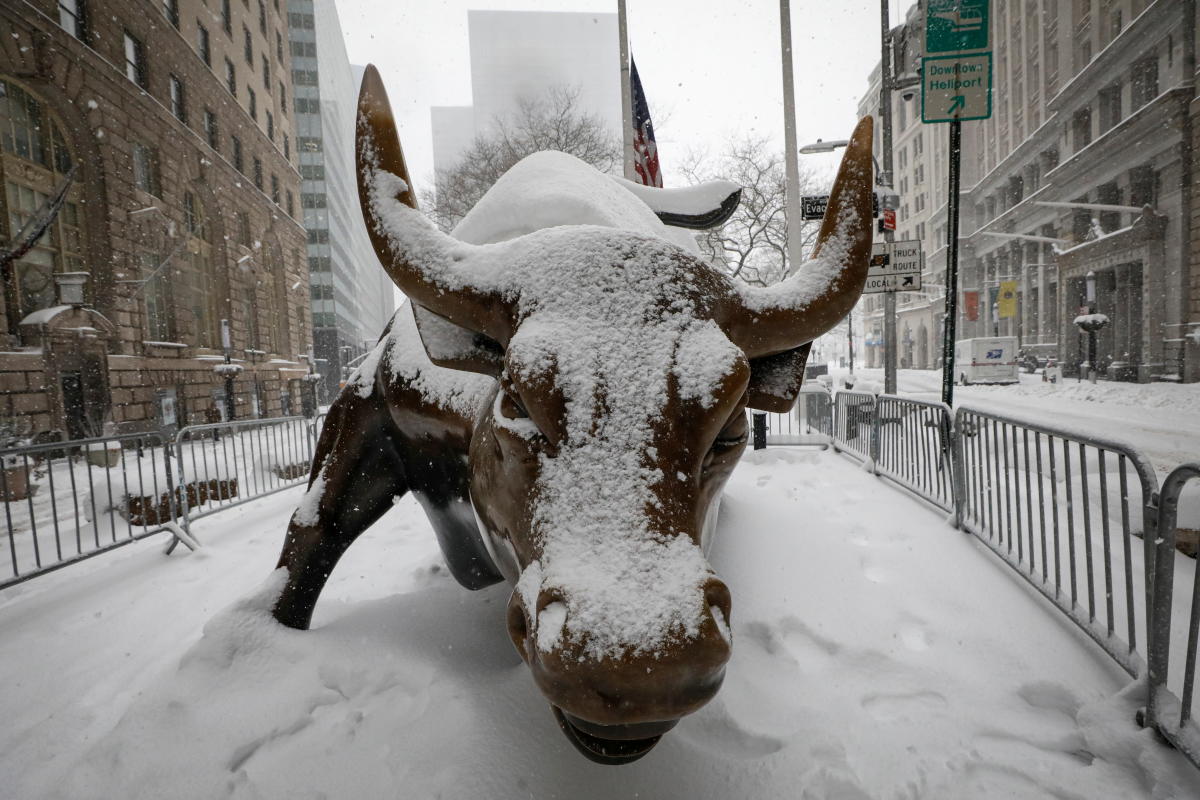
[0,0,311,441]
[859,0,1198,383]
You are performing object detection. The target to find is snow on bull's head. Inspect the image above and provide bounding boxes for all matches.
[355,66,874,764]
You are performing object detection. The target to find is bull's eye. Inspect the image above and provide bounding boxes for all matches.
[499,388,529,420]
[712,411,748,449]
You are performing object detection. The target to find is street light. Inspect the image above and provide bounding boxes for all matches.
[1076,269,1108,384]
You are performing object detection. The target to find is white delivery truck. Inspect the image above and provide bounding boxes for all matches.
[953,337,1019,385]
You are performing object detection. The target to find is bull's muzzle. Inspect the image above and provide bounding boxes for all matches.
[506,579,733,764]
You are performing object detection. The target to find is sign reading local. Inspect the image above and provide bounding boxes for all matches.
[864,240,923,294]
[922,0,992,124]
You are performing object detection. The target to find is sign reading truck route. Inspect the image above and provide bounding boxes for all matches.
[864,240,923,294]
[922,0,992,124]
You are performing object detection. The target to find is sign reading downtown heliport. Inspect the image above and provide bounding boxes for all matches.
[864,240,923,294]
[922,0,992,123]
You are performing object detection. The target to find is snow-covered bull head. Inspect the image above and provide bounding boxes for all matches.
[355,66,873,763]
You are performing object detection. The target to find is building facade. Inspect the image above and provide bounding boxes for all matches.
[1,0,312,440]
[288,0,393,400]
[859,0,1199,383]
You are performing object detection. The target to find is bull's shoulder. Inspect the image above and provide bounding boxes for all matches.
[343,304,495,427]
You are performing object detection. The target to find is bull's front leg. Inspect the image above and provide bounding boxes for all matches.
[273,387,408,629]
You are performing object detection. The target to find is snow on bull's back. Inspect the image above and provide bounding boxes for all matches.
[451,151,678,248]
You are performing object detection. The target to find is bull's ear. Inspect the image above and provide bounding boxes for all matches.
[412,303,503,378]
[746,343,811,412]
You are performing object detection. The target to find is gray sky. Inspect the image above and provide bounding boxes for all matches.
[336,0,901,192]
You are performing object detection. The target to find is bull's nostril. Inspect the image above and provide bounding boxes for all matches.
[507,595,530,660]
[704,579,732,643]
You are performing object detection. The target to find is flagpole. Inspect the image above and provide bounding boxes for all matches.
[779,0,802,278]
[618,0,635,180]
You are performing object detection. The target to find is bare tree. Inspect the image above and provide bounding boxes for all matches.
[677,135,825,287]
[424,86,621,231]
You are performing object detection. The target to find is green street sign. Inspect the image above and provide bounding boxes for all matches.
[922,53,992,123]
[926,0,989,54]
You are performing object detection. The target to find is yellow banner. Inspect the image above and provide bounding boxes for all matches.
[997,281,1018,319]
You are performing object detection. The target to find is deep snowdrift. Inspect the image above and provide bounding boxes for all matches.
[3,450,1199,799]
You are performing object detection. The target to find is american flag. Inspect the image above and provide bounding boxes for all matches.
[630,57,662,187]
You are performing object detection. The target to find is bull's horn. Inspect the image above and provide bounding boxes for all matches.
[355,65,514,344]
[722,116,874,359]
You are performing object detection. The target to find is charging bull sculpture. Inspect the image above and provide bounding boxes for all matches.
[272,65,874,764]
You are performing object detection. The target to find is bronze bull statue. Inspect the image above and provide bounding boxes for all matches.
[272,65,874,764]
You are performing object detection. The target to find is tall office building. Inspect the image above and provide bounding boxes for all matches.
[1,0,311,437]
[431,10,621,176]
[288,0,394,399]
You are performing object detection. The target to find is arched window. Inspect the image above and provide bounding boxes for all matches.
[0,78,85,332]
[262,242,290,355]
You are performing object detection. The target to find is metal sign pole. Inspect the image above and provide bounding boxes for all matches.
[940,119,962,407]
[780,0,803,278]
[617,0,635,181]
[879,0,898,395]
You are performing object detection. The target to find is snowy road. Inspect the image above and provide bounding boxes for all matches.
[1,450,1198,798]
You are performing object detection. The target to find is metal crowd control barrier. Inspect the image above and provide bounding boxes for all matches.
[0,433,178,589]
[874,397,955,514]
[831,391,877,465]
[1145,463,1200,768]
[763,386,833,447]
[954,407,1159,679]
[175,414,324,532]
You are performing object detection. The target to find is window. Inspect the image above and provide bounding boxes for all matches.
[203,109,218,149]
[169,75,186,122]
[183,191,199,233]
[221,0,232,35]
[276,31,284,62]
[279,82,287,115]
[258,0,267,35]
[140,250,174,341]
[123,32,147,88]
[286,190,294,217]
[300,164,324,180]
[236,211,251,246]
[231,135,243,172]
[243,25,253,64]
[197,23,211,66]
[0,80,86,328]
[283,133,289,160]
[1132,56,1159,108]
[163,0,179,28]
[298,136,321,152]
[262,55,271,88]
[253,157,263,190]
[266,111,274,140]
[58,0,85,40]
[247,87,257,120]
[270,174,280,204]
[131,142,160,196]
[178,202,218,348]
[225,58,237,96]
[1098,83,1121,132]
[1072,107,1092,151]
[1130,164,1156,207]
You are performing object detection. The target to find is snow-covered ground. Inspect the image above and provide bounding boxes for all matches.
[2,449,1198,799]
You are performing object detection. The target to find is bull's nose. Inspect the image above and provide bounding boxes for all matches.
[508,581,733,727]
